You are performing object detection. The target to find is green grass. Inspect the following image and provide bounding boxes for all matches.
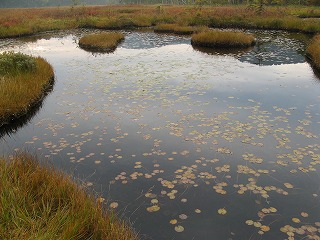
[0,52,54,124]
[0,154,139,240]
[191,30,255,48]
[79,32,125,52]
[306,35,320,70]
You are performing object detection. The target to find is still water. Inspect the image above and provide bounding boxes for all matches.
[0,29,319,240]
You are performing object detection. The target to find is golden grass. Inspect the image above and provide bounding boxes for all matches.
[79,32,125,52]
[0,6,320,38]
[0,54,54,124]
[191,30,255,48]
[154,23,178,33]
[0,154,139,240]
[306,35,320,70]
[173,26,194,35]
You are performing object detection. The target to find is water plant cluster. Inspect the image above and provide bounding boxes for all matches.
[79,32,125,52]
[0,154,138,240]
[0,52,53,124]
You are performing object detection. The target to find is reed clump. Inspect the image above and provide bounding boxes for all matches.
[154,23,178,33]
[0,154,139,240]
[0,52,54,124]
[306,34,320,70]
[79,32,125,52]
[173,25,194,35]
[191,30,255,48]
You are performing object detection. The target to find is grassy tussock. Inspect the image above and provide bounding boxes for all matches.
[306,35,320,70]
[0,154,139,240]
[0,53,54,123]
[154,23,177,33]
[154,24,195,34]
[191,30,255,48]
[79,32,125,52]
[173,26,194,35]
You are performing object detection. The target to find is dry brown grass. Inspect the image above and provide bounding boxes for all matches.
[0,154,139,240]
[0,54,54,124]
[0,6,320,38]
[191,30,255,48]
[79,32,125,52]
[306,35,320,70]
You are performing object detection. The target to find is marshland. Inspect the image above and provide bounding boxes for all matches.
[0,2,320,240]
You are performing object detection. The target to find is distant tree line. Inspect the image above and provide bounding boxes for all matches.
[0,0,318,8]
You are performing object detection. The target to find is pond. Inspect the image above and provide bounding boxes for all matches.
[0,29,319,240]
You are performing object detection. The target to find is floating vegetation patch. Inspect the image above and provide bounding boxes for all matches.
[0,52,54,126]
[191,30,255,48]
[79,32,125,53]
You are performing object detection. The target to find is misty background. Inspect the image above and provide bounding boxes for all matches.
[0,0,114,8]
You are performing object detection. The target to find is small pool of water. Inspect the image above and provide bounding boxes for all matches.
[0,29,319,240]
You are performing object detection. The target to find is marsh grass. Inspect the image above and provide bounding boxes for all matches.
[191,30,255,48]
[1,6,320,38]
[154,23,177,33]
[79,32,125,52]
[173,26,194,35]
[306,35,320,70]
[0,154,139,240]
[0,52,54,124]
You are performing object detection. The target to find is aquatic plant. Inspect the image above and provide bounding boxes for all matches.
[0,154,139,240]
[306,34,320,70]
[0,52,54,124]
[191,30,255,48]
[79,32,125,52]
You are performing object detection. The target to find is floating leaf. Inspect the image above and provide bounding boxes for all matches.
[170,219,177,225]
[292,218,300,223]
[284,183,294,189]
[109,202,119,209]
[174,225,184,233]
[147,205,160,212]
[218,208,227,215]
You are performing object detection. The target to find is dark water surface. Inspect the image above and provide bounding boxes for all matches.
[1,30,319,240]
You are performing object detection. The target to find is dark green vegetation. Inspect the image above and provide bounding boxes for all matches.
[191,30,255,48]
[0,52,54,125]
[0,154,139,240]
[79,32,125,52]
[306,35,320,70]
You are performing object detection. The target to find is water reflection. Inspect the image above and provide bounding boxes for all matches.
[192,44,253,58]
[0,30,319,240]
[0,78,55,139]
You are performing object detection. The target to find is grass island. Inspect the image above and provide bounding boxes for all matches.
[306,34,320,70]
[191,30,255,48]
[0,52,54,125]
[79,32,125,53]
